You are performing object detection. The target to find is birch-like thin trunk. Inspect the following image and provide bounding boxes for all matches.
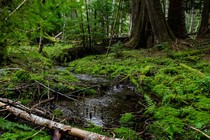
[62,13,66,40]
[189,7,195,33]
[85,0,92,48]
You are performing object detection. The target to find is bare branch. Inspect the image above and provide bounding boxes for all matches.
[6,0,27,20]
[188,125,210,139]
[35,81,78,102]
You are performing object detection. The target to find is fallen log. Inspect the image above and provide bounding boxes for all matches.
[0,98,120,140]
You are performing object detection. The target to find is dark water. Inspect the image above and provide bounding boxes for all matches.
[55,69,141,126]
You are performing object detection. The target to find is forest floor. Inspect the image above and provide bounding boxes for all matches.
[0,40,210,140]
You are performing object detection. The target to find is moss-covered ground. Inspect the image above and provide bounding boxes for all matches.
[0,42,210,139]
[0,45,79,140]
[68,42,210,139]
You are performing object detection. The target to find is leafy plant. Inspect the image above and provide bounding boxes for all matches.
[119,113,134,127]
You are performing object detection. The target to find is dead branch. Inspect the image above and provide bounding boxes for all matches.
[31,97,54,109]
[35,81,78,102]
[6,0,27,19]
[188,125,210,139]
[4,83,35,91]
[0,98,51,118]
[54,32,63,39]
[0,98,121,140]
[0,68,23,71]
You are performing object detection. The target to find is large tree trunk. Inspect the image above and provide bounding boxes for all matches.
[146,0,175,43]
[125,0,151,48]
[0,48,4,65]
[126,0,175,48]
[0,42,6,65]
[197,0,210,38]
[168,0,188,39]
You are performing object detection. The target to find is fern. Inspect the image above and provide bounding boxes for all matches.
[144,94,156,114]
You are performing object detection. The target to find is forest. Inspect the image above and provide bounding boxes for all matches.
[0,0,210,139]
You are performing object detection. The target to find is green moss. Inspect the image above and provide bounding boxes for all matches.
[12,70,31,82]
[154,106,180,119]
[114,127,142,140]
[119,113,134,127]
[194,96,210,110]
[0,118,50,140]
[149,116,184,140]
[54,69,78,83]
[53,109,64,118]
[84,126,108,136]
[20,98,31,105]
[198,76,210,94]
[181,106,210,128]
[6,46,52,72]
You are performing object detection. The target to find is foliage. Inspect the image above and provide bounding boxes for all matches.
[114,127,142,140]
[5,46,52,72]
[12,70,31,82]
[68,44,210,139]
[0,0,130,50]
[84,126,108,136]
[53,109,64,118]
[0,45,79,100]
[0,118,50,140]
[119,113,134,127]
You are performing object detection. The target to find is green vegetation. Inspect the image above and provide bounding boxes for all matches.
[0,118,50,140]
[119,113,134,127]
[114,127,142,140]
[0,0,210,139]
[68,44,210,139]
[1,43,210,139]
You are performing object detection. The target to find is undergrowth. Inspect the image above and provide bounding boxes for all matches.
[68,44,210,139]
[0,118,50,140]
[1,43,210,139]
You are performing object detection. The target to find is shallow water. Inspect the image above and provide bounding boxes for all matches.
[55,72,141,127]
[53,67,141,126]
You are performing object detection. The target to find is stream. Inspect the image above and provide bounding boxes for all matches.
[55,67,141,127]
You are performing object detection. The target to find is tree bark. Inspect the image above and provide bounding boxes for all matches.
[146,0,175,43]
[125,0,150,48]
[197,0,210,38]
[126,0,175,48]
[85,0,92,48]
[168,0,188,39]
[0,98,121,140]
[189,7,195,33]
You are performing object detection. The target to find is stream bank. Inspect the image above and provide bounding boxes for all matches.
[54,68,143,128]
[1,44,210,139]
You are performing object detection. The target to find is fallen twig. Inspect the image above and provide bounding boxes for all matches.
[0,68,22,71]
[0,98,51,118]
[6,0,27,20]
[31,97,54,109]
[3,83,35,91]
[35,81,78,102]
[188,125,210,139]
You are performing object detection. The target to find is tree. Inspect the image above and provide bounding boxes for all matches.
[126,0,175,49]
[0,0,16,64]
[197,0,210,37]
[168,0,188,39]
